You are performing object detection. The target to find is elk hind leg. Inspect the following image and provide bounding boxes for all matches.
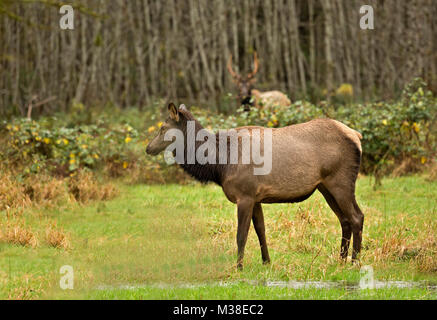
[318,184,351,260]
[323,183,364,262]
[252,203,270,264]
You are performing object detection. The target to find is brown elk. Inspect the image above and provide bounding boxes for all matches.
[227,52,291,111]
[146,103,364,269]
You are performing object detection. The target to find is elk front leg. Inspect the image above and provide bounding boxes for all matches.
[252,203,270,264]
[236,199,254,270]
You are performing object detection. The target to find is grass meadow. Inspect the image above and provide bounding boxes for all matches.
[0,175,436,300]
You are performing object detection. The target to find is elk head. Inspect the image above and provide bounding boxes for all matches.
[227,52,259,110]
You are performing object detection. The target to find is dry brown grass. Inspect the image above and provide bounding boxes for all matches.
[124,162,192,185]
[0,218,72,250]
[23,174,68,207]
[362,210,437,273]
[45,222,71,249]
[392,158,422,177]
[1,167,119,210]
[0,219,38,248]
[0,173,31,211]
[68,170,119,203]
[425,161,437,182]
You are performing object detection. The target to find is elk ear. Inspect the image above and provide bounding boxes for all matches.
[168,103,179,121]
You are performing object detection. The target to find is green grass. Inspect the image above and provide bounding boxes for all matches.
[0,175,436,300]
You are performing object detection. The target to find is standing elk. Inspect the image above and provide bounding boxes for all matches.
[227,52,291,111]
[146,103,364,270]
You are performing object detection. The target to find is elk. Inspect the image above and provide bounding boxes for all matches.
[227,52,291,111]
[146,103,364,269]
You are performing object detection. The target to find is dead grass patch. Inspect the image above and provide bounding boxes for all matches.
[23,174,68,207]
[392,158,422,177]
[425,162,437,182]
[125,162,192,185]
[45,222,71,249]
[0,219,38,248]
[1,168,119,210]
[67,170,119,203]
[0,173,31,211]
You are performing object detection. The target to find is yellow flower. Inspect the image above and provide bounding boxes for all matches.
[336,83,354,97]
[123,161,128,169]
[43,138,51,144]
[69,153,75,158]
[35,136,42,141]
[412,122,420,133]
[81,144,88,149]
[93,154,99,159]
[382,120,388,126]
[63,139,69,145]
[148,126,156,133]
[13,125,19,131]
[271,114,278,125]
[6,124,11,130]
[125,136,132,144]
[421,157,427,164]
[267,121,274,128]
[69,159,75,164]
[157,122,163,128]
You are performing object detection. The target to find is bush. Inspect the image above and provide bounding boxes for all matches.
[1,115,139,177]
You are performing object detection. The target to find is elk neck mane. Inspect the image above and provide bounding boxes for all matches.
[177,109,227,186]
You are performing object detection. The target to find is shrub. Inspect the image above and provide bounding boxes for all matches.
[0,116,139,176]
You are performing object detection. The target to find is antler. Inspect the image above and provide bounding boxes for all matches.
[227,55,240,80]
[247,51,259,79]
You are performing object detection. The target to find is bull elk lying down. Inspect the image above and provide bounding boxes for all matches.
[228,52,291,111]
[146,103,364,269]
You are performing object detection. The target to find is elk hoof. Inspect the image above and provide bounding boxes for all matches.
[351,258,361,266]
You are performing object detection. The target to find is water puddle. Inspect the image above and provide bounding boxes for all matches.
[96,280,437,291]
